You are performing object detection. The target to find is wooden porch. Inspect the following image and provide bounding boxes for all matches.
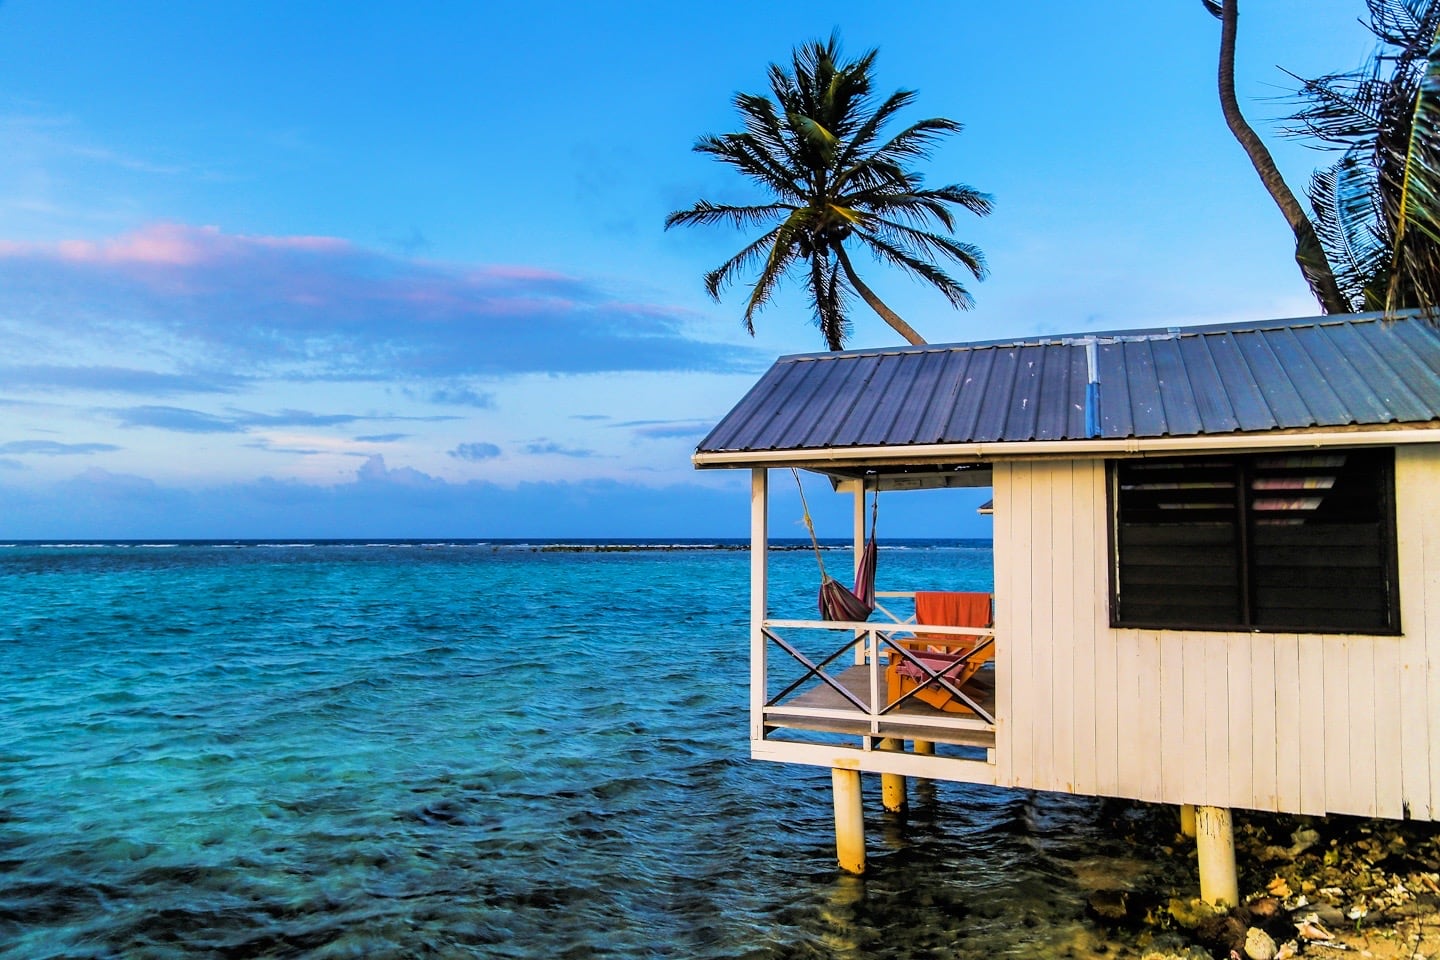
[765,662,996,750]
[756,609,999,776]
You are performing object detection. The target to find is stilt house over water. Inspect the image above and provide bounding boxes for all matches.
[693,312,1440,902]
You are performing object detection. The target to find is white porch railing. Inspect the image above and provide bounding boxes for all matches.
[759,610,996,736]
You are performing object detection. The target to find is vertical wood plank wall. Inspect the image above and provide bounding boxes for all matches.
[994,447,1439,820]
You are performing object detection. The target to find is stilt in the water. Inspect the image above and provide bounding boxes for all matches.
[879,738,907,813]
[1195,805,1238,907]
[832,767,865,874]
[1180,803,1196,838]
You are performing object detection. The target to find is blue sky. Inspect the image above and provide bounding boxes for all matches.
[0,1,1378,538]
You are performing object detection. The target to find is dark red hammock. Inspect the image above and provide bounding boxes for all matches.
[792,469,878,622]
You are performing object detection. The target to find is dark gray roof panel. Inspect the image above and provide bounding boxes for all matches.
[887,348,948,443]
[1266,326,1349,424]
[1385,320,1440,410]
[1033,341,1077,440]
[1149,335,1203,437]
[696,314,1440,455]
[1237,330,1310,427]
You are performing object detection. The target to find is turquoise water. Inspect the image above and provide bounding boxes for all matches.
[0,542,1176,958]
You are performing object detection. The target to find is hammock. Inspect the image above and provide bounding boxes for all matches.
[792,469,878,622]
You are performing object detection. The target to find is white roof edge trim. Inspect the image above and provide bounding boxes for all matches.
[691,426,1440,469]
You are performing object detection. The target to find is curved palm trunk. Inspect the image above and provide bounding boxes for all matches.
[1217,0,1348,315]
[835,245,928,345]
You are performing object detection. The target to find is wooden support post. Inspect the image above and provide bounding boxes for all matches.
[852,480,866,665]
[878,738,907,813]
[832,768,865,874]
[1180,803,1196,838]
[910,739,935,785]
[1195,805,1238,908]
[750,469,768,743]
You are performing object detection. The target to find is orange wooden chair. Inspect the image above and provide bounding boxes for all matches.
[885,591,994,713]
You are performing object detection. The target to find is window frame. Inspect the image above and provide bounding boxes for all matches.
[1106,447,1401,635]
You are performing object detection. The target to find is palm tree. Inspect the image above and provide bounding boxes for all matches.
[1204,0,1440,314]
[665,34,992,351]
[1282,0,1440,313]
[1204,0,1349,314]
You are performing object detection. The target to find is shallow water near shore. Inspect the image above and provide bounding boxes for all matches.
[0,541,1181,958]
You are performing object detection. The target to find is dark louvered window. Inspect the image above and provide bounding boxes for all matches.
[1110,450,1398,633]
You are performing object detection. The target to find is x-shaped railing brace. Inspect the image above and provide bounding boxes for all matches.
[763,627,870,712]
[879,634,996,725]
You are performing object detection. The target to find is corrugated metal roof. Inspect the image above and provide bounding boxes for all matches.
[696,313,1440,457]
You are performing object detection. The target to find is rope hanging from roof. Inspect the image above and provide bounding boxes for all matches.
[791,468,878,622]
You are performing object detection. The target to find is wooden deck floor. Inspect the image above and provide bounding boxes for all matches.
[764,664,996,750]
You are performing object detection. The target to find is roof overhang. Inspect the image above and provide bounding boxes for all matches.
[692,423,1440,472]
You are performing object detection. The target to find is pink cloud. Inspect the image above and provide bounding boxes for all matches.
[0,221,755,378]
[2,223,351,267]
[471,264,570,283]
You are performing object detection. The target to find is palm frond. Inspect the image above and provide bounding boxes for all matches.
[734,93,801,169]
[787,113,839,167]
[701,225,783,302]
[1386,19,1440,312]
[1370,0,1438,50]
[693,134,804,200]
[859,217,988,280]
[833,89,918,170]
[1283,71,1393,147]
[849,184,994,231]
[834,157,910,196]
[807,251,850,350]
[740,210,813,329]
[854,232,977,310]
[664,200,795,231]
[1275,0,1440,314]
[866,117,964,165]
[1308,157,1387,309]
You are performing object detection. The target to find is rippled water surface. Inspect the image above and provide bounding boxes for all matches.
[0,542,1177,958]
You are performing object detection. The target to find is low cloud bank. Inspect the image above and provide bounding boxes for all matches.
[0,457,993,541]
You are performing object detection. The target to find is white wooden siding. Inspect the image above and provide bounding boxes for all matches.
[995,446,1440,819]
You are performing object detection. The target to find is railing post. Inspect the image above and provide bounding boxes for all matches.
[751,468,768,742]
[867,626,880,722]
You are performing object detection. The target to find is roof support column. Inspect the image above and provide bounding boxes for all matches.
[853,479,867,665]
[750,468,768,744]
[853,479,866,581]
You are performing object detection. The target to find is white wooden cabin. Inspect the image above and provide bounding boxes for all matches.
[693,313,1440,896]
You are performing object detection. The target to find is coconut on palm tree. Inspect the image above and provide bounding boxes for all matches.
[666,34,992,351]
